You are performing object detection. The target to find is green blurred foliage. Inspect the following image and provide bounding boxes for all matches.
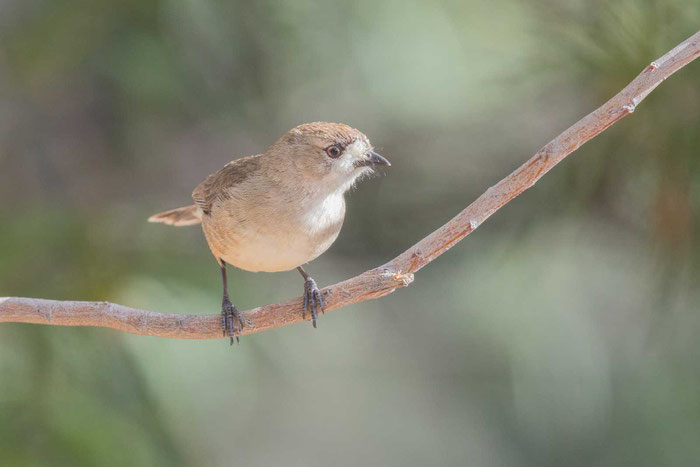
[1,0,699,465]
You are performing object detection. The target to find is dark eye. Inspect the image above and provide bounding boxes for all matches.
[325,145,342,158]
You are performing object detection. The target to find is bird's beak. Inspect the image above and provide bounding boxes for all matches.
[356,151,391,168]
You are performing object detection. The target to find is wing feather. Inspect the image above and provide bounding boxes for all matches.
[192,155,262,215]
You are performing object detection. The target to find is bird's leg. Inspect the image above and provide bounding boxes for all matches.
[297,266,324,328]
[220,261,243,345]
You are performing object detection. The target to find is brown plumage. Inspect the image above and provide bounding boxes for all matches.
[192,155,262,215]
[148,122,390,340]
[147,205,201,226]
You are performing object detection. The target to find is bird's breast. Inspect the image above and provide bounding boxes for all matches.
[203,190,346,272]
[299,191,346,235]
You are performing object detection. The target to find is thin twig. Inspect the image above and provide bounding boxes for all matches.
[2,30,699,339]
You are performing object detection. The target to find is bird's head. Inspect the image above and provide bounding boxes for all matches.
[268,122,390,192]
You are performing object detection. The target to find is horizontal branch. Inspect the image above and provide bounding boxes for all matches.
[2,30,699,339]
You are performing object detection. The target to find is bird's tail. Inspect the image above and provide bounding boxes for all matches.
[148,205,202,226]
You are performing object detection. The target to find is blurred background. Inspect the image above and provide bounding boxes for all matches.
[1,0,699,465]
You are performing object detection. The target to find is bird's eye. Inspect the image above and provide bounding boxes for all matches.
[325,145,342,158]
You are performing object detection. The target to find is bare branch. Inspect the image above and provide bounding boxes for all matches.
[2,31,699,339]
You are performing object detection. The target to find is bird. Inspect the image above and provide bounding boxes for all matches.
[148,122,390,344]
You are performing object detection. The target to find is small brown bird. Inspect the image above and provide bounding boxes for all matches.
[148,122,390,343]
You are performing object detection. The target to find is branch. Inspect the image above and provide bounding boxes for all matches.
[2,31,699,339]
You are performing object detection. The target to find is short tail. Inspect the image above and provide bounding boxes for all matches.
[148,205,202,226]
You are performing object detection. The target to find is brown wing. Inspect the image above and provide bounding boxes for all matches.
[192,154,262,215]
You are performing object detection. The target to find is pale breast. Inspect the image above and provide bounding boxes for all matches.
[201,189,346,272]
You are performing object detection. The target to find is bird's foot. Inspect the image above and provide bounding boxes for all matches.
[221,297,243,345]
[302,277,325,328]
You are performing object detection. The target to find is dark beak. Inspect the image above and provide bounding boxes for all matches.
[356,151,391,168]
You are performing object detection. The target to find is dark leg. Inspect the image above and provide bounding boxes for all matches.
[220,261,243,345]
[297,266,324,328]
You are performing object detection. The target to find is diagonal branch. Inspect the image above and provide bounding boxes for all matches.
[2,30,699,339]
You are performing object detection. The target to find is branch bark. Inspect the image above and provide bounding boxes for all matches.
[2,31,699,339]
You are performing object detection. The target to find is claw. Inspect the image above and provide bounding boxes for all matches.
[303,277,324,328]
[314,289,324,314]
[302,287,309,320]
[221,298,242,345]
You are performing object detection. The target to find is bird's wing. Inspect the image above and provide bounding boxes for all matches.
[192,154,262,215]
